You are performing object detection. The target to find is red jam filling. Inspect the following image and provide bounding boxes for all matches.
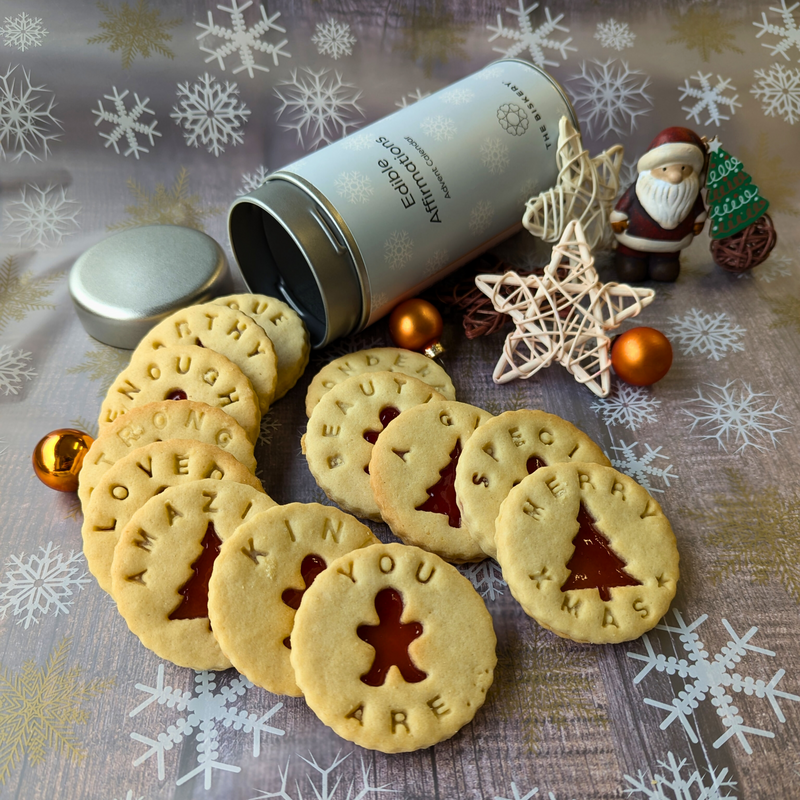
[560,503,642,602]
[166,389,188,400]
[357,588,427,687]
[415,440,462,527]
[363,406,401,474]
[526,455,547,473]
[169,522,221,620]
[281,554,327,649]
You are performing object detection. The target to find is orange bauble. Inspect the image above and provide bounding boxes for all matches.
[388,298,444,356]
[32,429,94,492]
[611,327,673,386]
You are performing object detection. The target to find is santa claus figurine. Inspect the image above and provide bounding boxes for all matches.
[611,127,708,282]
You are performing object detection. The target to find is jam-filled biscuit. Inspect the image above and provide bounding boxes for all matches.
[111,480,276,670]
[305,347,456,418]
[208,503,379,696]
[215,294,310,401]
[82,439,267,594]
[291,543,496,753]
[99,344,261,444]
[78,400,256,511]
[454,410,610,559]
[302,371,446,521]
[369,400,493,563]
[494,462,679,644]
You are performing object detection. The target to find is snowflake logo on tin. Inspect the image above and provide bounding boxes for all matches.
[3,183,81,249]
[0,12,48,51]
[441,86,475,105]
[384,230,414,271]
[420,114,457,142]
[594,18,635,51]
[480,137,510,174]
[312,17,356,60]
[171,73,250,157]
[0,344,36,396]
[497,102,529,136]
[341,132,374,151]
[93,87,160,159]
[334,170,374,205]
[679,72,741,127]
[591,380,661,431]
[425,248,450,276]
[469,199,495,234]
[751,62,800,124]
[667,308,746,360]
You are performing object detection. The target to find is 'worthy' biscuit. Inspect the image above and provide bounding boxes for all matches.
[302,372,445,521]
[98,344,261,444]
[369,400,493,563]
[454,409,611,559]
[494,462,679,644]
[291,543,496,753]
[208,503,379,697]
[78,400,256,511]
[305,347,456,418]
[112,480,276,670]
[82,439,267,594]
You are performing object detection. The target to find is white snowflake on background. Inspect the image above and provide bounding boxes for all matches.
[610,440,676,494]
[275,67,364,150]
[569,59,653,138]
[591,381,661,431]
[679,73,741,127]
[469,199,495,234]
[0,436,7,458]
[738,253,794,282]
[628,610,800,754]
[312,17,356,60]
[751,62,800,124]
[494,783,573,800]
[241,164,269,193]
[683,379,791,453]
[487,1,576,68]
[459,560,507,601]
[0,12,48,51]
[196,0,289,78]
[257,411,281,447]
[0,345,35,396]
[0,542,89,629]
[172,73,250,156]
[425,248,450,276]
[594,18,635,50]
[480,137,510,174]
[0,64,60,161]
[252,751,394,799]
[395,88,430,108]
[668,308,746,360]
[624,751,737,799]
[3,183,81,249]
[441,86,474,105]
[420,115,457,141]
[341,132,374,151]
[753,0,800,62]
[129,665,284,789]
[383,230,413,271]
[334,171,374,204]
[93,87,160,159]
[111,792,143,800]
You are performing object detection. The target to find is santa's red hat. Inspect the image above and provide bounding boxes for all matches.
[637,127,706,174]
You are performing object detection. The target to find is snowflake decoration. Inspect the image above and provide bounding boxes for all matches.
[426,248,450,276]
[334,171,374,205]
[683,379,791,453]
[0,542,89,629]
[129,664,284,789]
[383,230,414,271]
[458,560,506,600]
[312,17,356,60]
[395,88,430,108]
[754,0,800,62]
[1,12,48,51]
[252,750,394,799]
[628,609,800,753]
[341,132,375,151]
[751,62,800,124]
[569,59,652,138]
[257,411,281,447]
[111,792,143,800]
[667,7,744,63]
[668,308,746,361]
[624,751,737,799]
[420,114,456,141]
[609,440,676,494]
[487,0,576,68]
[470,199,495,234]
[480,137,510,174]
[738,253,793,282]
[679,72,741,127]
[594,18,635,51]
[0,345,36,396]
[591,380,660,431]
[196,1,289,78]
[441,86,474,105]
[3,183,81,249]
[93,86,160,159]
[275,67,364,150]
[0,64,61,162]
[0,255,65,336]
[494,783,573,800]
[241,164,270,193]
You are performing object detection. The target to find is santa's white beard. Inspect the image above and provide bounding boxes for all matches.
[635,170,700,230]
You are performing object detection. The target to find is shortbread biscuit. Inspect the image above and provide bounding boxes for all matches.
[305,347,456,417]
[82,439,267,594]
[78,400,256,511]
[291,543,496,753]
[111,480,276,670]
[370,400,493,563]
[135,303,277,413]
[99,344,260,444]
[454,410,610,559]
[208,503,379,696]
[302,372,445,521]
[495,462,679,644]
[215,294,310,400]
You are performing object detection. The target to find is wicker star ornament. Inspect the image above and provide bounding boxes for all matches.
[475,220,655,398]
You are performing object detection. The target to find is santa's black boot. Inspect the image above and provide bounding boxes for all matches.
[615,252,648,283]
[648,254,681,282]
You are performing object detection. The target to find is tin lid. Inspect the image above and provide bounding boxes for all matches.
[228,177,364,349]
[69,225,230,349]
